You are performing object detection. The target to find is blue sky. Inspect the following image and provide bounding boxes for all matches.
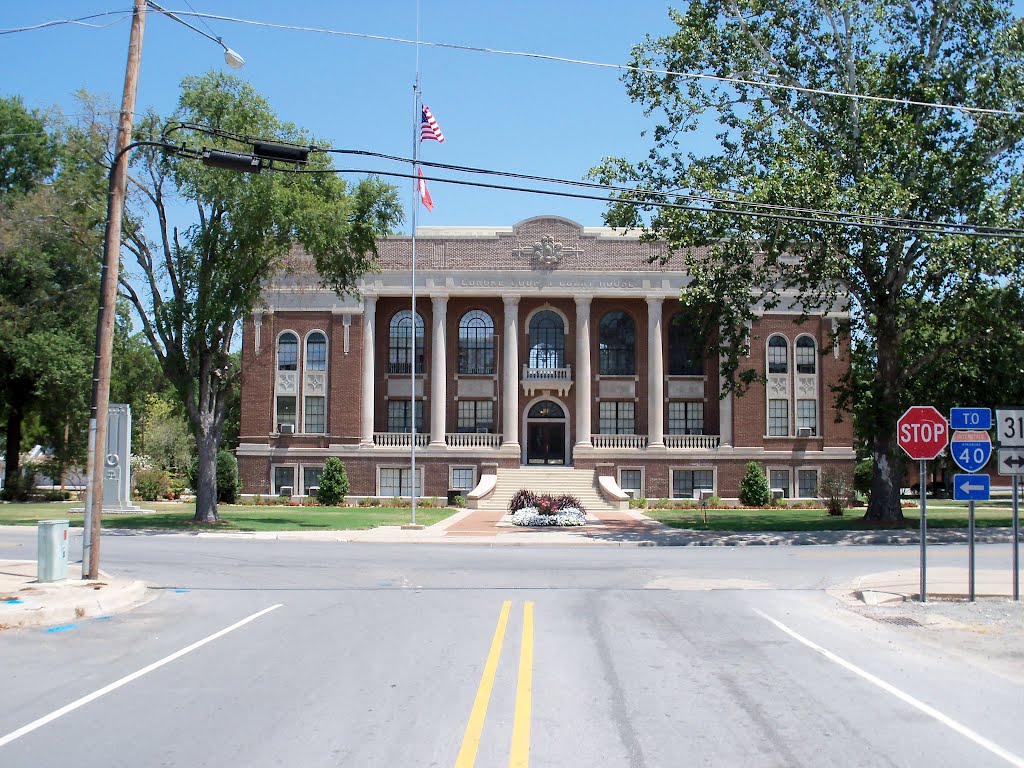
[2,1,682,231]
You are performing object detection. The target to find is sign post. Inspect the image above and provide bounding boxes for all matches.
[953,473,990,600]
[996,408,1024,602]
[898,406,949,603]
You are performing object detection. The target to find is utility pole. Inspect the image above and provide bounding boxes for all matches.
[82,0,146,579]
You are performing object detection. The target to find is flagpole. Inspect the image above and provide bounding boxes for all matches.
[409,4,421,526]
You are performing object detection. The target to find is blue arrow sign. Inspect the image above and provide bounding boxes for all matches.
[953,474,990,501]
[951,431,992,473]
[950,407,992,431]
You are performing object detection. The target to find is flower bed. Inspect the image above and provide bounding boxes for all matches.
[508,490,587,527]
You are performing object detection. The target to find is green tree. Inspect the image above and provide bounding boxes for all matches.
[738,461,772,507]
[593,0,1024,525]
[0,97,108,493]
[121,72,402,522]
[316,457,350,506]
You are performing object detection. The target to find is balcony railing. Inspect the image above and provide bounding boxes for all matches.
[664,434,720,449]
[521,364,573,396]
[592,434,649,449]
[445,432,502,448]
[373,432,429,447]
[522,364,572,380]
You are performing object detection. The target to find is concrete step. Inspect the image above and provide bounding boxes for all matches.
[476,467,621,513]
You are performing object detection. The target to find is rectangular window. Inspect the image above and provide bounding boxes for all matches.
[768,399,789,436]
[798,469,819,498]
[769,469,790,498]
[274,466,294,495]
[672,469,714,499]
[304,396,326,434]
[387,400,423,432]
[303,466,323,495]
[619,469,643,497]
[276,396,297,429]
[380,467,422,497]
[797,400,817,436]
[599,401,635,434]
[667,401,704,435]
[457,400,494,432]
[451,467,476,490]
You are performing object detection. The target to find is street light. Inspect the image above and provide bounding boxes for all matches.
[82,0,244,578]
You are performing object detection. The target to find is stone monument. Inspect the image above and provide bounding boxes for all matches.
[102,403,146,513]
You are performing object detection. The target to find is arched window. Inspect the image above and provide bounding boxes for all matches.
[528,310,564,368]
[767,336,789,374]
[303,332,328,434]
[796,336,816,374]
[458,310,495,375]
[305,332,327,371]
[599,311,635,375]
[668,312,704,375]
[389,310,424,374]
[528,400,565,419]
[277,332,298,371]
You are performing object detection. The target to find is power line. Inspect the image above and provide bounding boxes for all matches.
[155,8,1023,119]
[0,11,131,35]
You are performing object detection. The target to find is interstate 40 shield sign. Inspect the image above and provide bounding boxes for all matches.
[950,430,992,473]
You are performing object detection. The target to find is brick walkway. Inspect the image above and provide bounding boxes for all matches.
[441,505,664,539]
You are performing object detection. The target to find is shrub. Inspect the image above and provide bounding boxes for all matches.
[187,450,242,504]
[134,468,170,502]
[705,495,723,508]
[0,462,39,502]
[508,489,539,513]
[42,490,72,502]
[629,496,648,509]
[854,457,873,496]
[819,468,852,516]
[358,496,381,507]
[554,494,585,514]
[316,458,350,506]
[453,494,466,508]
[738,461,772,507]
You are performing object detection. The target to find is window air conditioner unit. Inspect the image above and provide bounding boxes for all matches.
[797,427,813,437]
[307,486,319,496]
[279,423,295,434]
[475,426,490,433]
[278,485,293,497]
[771,488,785,500]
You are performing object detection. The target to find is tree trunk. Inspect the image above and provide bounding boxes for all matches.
[193,430,220,523]
[3,405,23,494]
[864,429,907,524]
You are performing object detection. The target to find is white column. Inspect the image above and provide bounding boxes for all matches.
[360,295,376,445]
[574,296,592,448]
[502,295,520,448]
[647,297,665,447]
[429,294,448,446]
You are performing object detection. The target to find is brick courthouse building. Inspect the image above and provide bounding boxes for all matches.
[237,216,855,503]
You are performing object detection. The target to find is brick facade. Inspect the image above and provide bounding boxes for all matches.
[237,216,856,500]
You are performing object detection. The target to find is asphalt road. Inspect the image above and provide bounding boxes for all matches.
[1,531,1023,767]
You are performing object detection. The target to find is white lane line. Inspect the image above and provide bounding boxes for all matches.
[755,610,1024,768]
[0,604,283,749]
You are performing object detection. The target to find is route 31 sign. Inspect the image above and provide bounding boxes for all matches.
[950,430,992,473]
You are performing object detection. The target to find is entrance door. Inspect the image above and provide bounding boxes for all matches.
[527,423,565,465]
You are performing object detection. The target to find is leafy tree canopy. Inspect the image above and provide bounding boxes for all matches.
[592,0,1024,523]
[122,71,402,522]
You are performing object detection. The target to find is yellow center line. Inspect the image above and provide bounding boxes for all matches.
[509,601,534,768]
[455,600,512,768]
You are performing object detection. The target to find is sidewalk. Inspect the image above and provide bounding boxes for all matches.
[0,560,152,631]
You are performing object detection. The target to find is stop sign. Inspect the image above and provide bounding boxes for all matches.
[897,406,948,460]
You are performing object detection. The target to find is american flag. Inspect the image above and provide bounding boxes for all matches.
[417,168,434,211]
[420,105,445,143]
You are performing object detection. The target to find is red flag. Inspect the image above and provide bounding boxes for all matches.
[417,168,433,212]
[420,105,445,143]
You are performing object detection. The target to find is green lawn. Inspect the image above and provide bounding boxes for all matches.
[644,504,1020,532]
[0,501,453,532]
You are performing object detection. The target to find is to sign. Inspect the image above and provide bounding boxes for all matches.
[996,409,1024,447]
[950,407,991,431]
[897,406,948,461]
[953,473,990,501]
[951,430,992,473]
